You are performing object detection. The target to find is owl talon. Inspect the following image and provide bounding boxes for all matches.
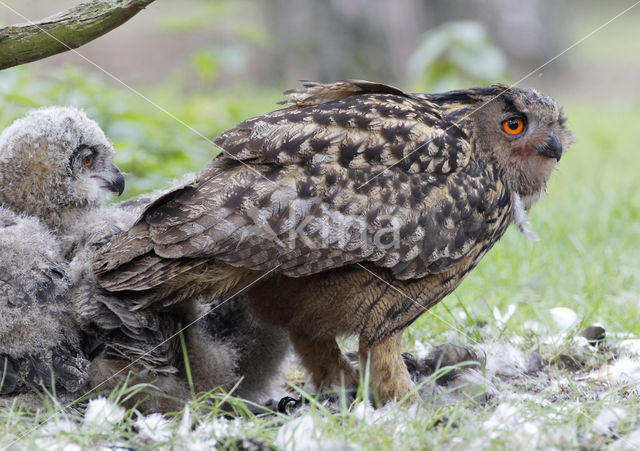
[277,395,303,414]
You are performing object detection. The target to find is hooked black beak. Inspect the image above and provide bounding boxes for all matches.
[106,162,125,196]
[536,131,562,161]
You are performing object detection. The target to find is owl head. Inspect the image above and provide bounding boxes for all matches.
[0,107,125,231]
[432,85,573,210]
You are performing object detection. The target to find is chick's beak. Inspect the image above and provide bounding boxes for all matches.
[106,162,125,196]
[536,131,563,161]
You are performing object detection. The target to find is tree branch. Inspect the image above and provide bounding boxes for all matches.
[0,0,156,70]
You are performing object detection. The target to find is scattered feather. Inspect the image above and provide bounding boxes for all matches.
[83,397,126,431]
[135,413,172,443]
[549,307,578,332]
[512,193,539,241]
[591,407,627,436]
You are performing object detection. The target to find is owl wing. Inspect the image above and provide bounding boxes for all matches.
[95,81,508,296]
[72,271,181,374]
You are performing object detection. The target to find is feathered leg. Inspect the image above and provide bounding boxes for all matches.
[360,330,417,405]
[289,330,357,392]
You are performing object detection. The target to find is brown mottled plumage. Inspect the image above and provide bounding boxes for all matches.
[94,80,571,404]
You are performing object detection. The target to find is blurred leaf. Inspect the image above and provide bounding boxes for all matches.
[156,1,230,33]
[215,46,249,74]
[235,24,273,48]
[190,46,248,83]
[190,49,221,82]
[408,21,508,91]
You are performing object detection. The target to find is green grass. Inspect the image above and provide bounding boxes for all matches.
[2,66,640,448]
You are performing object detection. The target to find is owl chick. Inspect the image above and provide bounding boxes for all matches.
[0,107,288,408]
[0,109,179,401]
[94,80,572,405]
[85,293,290,412]
[0,106,124,397]
[185,295,290,403]
[0,207,90,395]
[0,106,125,240]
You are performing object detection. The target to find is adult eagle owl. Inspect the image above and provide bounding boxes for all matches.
[94,80,571,404]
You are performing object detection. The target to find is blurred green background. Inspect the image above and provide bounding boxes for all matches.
[0,0,639,339]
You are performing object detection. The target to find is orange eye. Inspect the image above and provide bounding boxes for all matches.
[83,155,94,167]
[502,117,525,135]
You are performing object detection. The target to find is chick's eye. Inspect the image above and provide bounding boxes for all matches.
[83,154,94,167]
[502,117,525,135]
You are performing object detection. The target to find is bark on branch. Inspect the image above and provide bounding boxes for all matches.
[0,0,156,70]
